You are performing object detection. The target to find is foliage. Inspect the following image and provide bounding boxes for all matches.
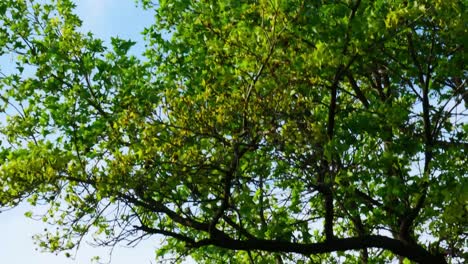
[0,0,467,263]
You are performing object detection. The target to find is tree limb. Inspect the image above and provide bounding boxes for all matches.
[190,235,446,264]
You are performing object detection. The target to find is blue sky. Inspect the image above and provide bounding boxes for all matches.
[0,1,170,263]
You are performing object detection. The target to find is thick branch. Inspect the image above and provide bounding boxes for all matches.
[319,65,345,241]
[191,235,446,264]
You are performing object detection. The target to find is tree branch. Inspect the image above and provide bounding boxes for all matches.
[346,70,369,108]
[136,225,196,245]
[190,235,446,264]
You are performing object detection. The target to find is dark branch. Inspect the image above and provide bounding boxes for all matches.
[136,225,196,245]
[190,235,446,264]
[346,71,369,108]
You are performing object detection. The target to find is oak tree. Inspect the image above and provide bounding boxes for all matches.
[0,0,466,263]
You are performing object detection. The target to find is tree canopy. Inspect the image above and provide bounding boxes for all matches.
[0,0,466,263]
